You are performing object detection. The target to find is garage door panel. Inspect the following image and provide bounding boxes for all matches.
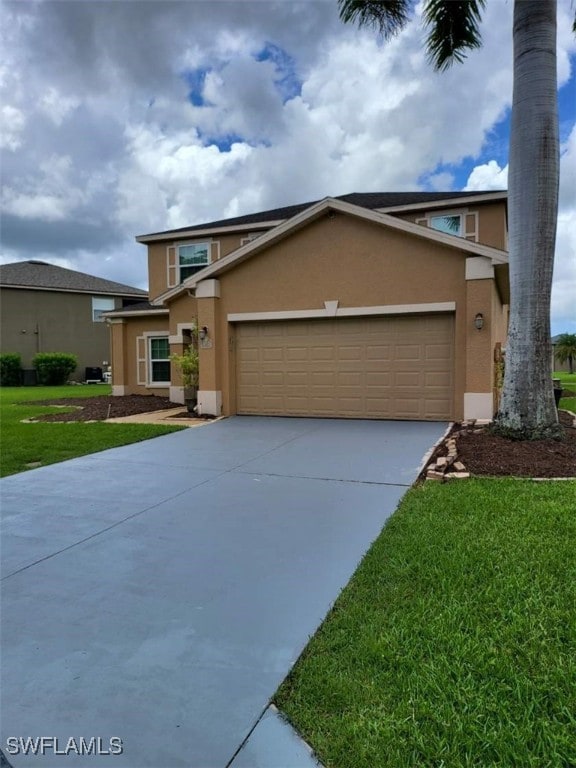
[236,315,453,420]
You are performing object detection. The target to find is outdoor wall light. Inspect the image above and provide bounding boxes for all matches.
[474,313,485,331]
[198,326,209,340]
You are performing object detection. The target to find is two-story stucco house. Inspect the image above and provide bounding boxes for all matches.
[107,191,510,421]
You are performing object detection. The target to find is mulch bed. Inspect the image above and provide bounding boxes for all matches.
[427,410,576,479]
[26,395,176,422]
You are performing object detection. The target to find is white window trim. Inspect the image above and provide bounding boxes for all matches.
[228,301,456,323]
[145,332,171,388]
[92,296,116,322]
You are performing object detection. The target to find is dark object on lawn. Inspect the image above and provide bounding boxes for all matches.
[85,366,103,383]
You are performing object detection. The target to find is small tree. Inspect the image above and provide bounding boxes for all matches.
[170,343,199,412]
[554,333,576,374]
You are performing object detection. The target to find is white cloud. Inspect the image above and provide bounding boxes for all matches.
[464,160,508,191]
[0,105,26,150]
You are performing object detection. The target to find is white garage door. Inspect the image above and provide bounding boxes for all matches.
[236,315,454,420]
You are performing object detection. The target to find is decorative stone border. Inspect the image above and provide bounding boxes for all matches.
[424,411,576,482]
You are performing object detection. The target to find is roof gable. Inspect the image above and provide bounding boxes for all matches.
[0,260,147,297]
[154,197,508,306]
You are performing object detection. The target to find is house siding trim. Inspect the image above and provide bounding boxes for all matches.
[227,301,456,323]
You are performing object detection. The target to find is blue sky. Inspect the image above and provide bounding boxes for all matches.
[1,0,575,333]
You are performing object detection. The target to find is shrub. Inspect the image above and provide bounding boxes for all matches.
[0,353,22,386]
[33,352,78,385]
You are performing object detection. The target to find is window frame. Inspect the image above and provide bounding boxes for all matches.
[429,214,463,237]
[148,335,171,386]
[92,296,116,322]
[177,241,211,282]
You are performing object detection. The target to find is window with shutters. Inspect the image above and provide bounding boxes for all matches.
[178,243,210,281]
[415,210,478,242]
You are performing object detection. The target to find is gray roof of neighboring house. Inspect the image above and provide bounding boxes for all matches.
[0,260,147,297]
[139,190,507,238]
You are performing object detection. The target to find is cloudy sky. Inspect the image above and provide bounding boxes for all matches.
[1,0,575,333]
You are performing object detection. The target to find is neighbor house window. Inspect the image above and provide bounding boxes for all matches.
[430,214,462,236]
[92,297,116,322]
[178,243,210,282]
[149,337,170,384]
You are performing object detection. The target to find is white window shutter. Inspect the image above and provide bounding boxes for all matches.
[136,336,147,385]
[167,246,177,287]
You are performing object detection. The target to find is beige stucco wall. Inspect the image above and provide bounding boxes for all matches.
[0,288,121,377]
[110,315,170,395]
[204,212,477,418]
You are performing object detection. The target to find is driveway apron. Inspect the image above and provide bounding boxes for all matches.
[1,417,446,767]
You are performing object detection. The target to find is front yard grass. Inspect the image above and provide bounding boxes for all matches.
[0,385,184,477]
[276,479,576,767]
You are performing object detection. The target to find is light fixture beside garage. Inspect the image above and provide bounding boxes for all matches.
[474,313,485,330]
[198,326,208,340]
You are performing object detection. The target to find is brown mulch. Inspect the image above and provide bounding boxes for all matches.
[428,411,576,479]
[26,395,176,422]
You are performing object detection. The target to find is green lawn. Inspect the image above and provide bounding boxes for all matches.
[276,479,576,768]
[555,371,576,412]
[0,385,184,477]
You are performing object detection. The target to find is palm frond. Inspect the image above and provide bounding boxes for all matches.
[338,0,411,39]
[423,0,486,70]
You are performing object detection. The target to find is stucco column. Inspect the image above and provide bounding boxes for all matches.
[465,258,495,420]
[108,319,128,396]
[196,279,222,416]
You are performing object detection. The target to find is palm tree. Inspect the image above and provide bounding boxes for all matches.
[554,333,576,374]
[339,0,571,438]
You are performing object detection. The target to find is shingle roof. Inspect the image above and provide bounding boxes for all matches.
[139,190,507,238]
[0,260,147,297]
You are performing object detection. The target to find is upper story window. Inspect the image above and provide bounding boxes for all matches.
[430,214,462,236]
[92,297,115,322]
[178,243,210,281]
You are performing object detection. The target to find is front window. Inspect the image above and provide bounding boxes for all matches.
[179,243,210,282]
[430,214,462,236]
[92,297,115,322]
[149,337,170,383]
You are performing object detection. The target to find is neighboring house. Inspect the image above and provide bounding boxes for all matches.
[0,260,147,380]
[107,191,510,421]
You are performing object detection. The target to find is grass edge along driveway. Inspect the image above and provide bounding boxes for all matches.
[0,385,184,477]
[276,478,576,768]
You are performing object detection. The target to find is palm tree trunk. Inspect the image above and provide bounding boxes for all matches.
[496,0,560,436]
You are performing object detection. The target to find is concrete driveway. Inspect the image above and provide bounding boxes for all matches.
[1,417,446,767]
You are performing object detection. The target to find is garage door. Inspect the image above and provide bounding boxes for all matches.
[235,315,454,420]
